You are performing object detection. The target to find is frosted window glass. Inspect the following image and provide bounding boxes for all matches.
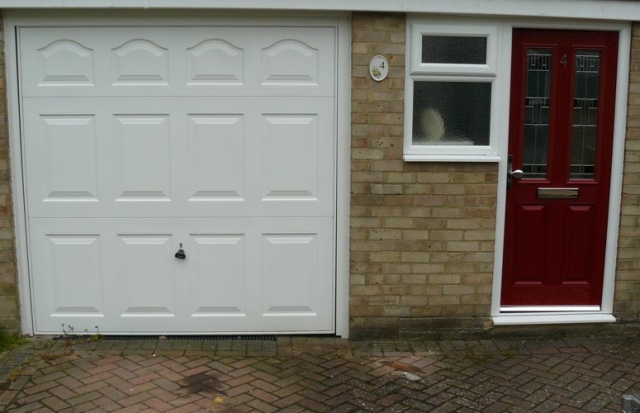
[422,36,487,64]
[412,81,491,146]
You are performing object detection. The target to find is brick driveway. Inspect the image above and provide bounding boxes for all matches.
[0,334,639,412]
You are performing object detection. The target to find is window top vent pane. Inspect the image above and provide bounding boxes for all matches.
[421,36,487,65]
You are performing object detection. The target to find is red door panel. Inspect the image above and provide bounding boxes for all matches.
[501,29,618,307]
[563,204,596,283]
[514,204,548,284]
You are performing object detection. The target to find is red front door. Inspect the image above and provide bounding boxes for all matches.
[501,29,618,307]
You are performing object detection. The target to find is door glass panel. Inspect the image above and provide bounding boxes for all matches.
[523,49,552,178]
[570,50,601,179]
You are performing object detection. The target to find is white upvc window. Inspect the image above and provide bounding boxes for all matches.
[404,19,504,162]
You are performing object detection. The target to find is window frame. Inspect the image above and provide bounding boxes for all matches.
[404,18,505,162]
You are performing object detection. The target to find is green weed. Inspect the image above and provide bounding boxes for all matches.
[0,327,23,352]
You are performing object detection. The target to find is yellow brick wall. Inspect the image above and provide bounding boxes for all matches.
[0,13,20,333]
[350,13,498,338]
[615,23,640,322]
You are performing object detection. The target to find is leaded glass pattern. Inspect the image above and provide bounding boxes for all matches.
[523,49,552,179]
[570,50,601,179]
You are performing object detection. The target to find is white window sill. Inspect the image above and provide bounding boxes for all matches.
[404,153,501,162]
[492,313,616,326]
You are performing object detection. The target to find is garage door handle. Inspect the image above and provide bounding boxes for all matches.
[175,243,186,260]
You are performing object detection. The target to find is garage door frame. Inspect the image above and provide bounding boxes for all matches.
[5,10,352,337]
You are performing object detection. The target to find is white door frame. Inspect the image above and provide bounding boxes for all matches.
[491,18,631,325]
[5,11,352,337]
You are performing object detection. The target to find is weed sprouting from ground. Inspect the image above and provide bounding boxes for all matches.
[0,327,23,352]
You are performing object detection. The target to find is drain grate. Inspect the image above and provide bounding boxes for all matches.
[54,334,277,342]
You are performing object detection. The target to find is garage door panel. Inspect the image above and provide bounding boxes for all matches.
[187,114,246,201]
[257,218,334,331]
[227,27,334,95]
[46,234,104,317]
[187,39,244,86]
[25,97,333,218]
[261,39,319,87]
[23,101,108,217]
[40,114,99,202]
[29,220,108,333]
[114,114,173,202]
[262,233,318,315]
[187,234,249,318]
[20,27,335,97]
[262,114,319,201]
[258,99,335,216]
[111,39,170,86]
[30,217,334,333]
[35,39,95,87]
[116,234,177,318]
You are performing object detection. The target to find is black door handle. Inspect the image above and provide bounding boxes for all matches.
[175,243,186,260]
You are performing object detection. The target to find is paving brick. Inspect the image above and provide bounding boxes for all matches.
[8,402,46,413]
[0,389,18,406]
[143,397,174,412]
[40,395,70,411]
[3,335,640,412]
[22,380,58,395]
[66,391,103,406]
[91,395,125,412]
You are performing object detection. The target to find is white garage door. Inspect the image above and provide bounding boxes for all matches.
[19,25,337,334]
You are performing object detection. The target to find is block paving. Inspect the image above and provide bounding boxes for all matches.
[0,333,639,412]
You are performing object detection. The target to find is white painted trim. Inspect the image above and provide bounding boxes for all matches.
[410,22,499,76]
[601,26,630,315]
[7,10,348,26]
[0,0,638,21]
[493,313,616,326]
[5,15,34,335]
[404,154,501,163]
[403,17,504,162]
[490,20,632,323]
[490,24,513,318]
[6,11,351,337]
[335,16,351,338]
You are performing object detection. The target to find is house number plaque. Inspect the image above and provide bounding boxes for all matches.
[369,55,389,81]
